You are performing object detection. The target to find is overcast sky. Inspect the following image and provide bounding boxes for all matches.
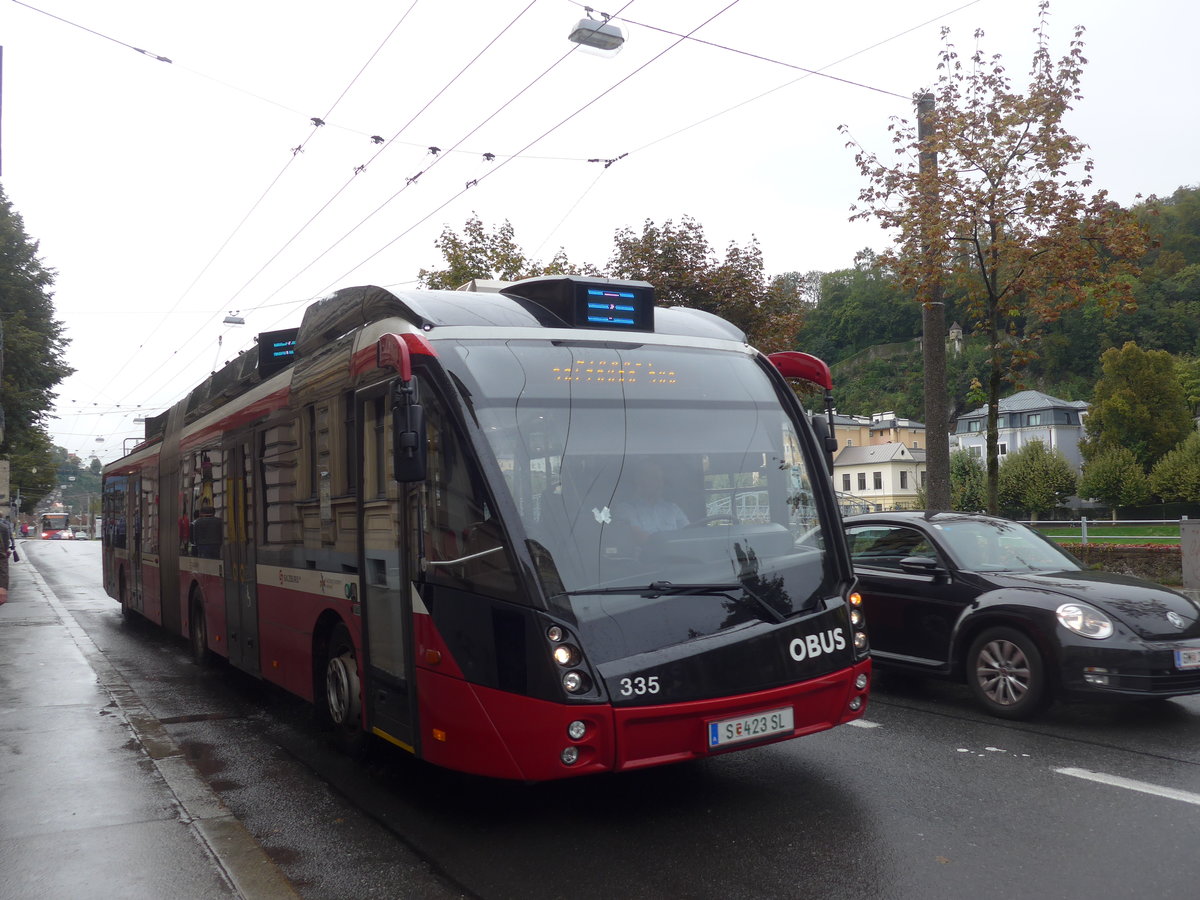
[2,0,1197,465]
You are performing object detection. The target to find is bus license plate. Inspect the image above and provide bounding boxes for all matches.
[1175,648,1200,670]
[708,707,794,749]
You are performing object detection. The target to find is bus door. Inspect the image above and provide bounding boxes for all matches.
[128,473,144,613]
[357,385,415,748]
[222,436,260,675]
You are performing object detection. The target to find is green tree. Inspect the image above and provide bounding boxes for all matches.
[949,448,987,511]
[1081,342,1193,469]
[842,2,1147,515]
[1148,432,1200,504]
[1076,446,1150,519]
[997,440,1076,520]
[797,251,920,365]
[417,215,595,289]
[608,216,803,354]
[1,184,74,512]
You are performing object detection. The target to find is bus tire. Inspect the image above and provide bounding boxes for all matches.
[321,623,367,756]
[118,570,136,622]
[189,593,214,667]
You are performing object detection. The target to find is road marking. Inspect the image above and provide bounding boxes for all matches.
[1054,767,1200,806]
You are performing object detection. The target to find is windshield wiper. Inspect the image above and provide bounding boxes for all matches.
[558,580,788,623]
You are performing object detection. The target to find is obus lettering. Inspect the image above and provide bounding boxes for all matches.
[789,628,846,662]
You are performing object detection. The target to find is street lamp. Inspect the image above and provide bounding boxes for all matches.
[568,10,625,55]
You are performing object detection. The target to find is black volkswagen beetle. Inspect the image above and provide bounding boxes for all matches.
[843,511,1200,719]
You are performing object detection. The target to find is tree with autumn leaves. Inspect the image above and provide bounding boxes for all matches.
[842,1,1148,514]
[419,214,804,355]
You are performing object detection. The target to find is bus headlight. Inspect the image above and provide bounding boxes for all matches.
[552,644,581,667]
[568,720,587,740]
[562,671,591,693]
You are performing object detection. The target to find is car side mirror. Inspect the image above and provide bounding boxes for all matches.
[898,556,945,577]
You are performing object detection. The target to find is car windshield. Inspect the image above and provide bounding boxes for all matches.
[932,518,1082,573]
[441,339,841,658]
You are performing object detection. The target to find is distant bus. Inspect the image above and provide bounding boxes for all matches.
[102,276,870,781]
[40,513,70,539]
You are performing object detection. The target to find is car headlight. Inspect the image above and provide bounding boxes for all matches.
[1056,602,1114,640]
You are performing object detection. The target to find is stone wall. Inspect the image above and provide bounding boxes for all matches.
[1071,544,1182,585]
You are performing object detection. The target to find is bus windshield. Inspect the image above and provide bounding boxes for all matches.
[443,340,839,655]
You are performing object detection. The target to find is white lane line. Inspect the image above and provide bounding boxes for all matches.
[847,719,881,728]
[1054,767,1200,807]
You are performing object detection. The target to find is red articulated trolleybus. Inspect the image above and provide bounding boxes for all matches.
[102,276,870,781]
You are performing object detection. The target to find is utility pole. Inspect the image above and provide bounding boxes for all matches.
[918,92,951,511]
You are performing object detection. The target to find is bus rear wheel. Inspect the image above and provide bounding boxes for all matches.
[321,623,367,755]
[189,595,213,667]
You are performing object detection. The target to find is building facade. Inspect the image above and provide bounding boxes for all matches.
[952,390,1089,470]
[831,443,927,511]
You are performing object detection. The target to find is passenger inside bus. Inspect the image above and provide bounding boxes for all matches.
[611,459,689,540]
[191,505,223,559]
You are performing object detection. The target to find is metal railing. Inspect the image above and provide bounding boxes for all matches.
[1021,517,1189,543]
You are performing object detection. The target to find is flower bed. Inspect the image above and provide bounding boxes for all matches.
[1069,543,1182,584]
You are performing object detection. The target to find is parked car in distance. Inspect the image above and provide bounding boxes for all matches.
[844,511,1200,719]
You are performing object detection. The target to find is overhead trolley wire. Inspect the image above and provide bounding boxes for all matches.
[225,0,543,315]
[47,1,422,441]
[315,0,744,293]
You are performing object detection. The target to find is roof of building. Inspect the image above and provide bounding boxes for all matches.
[833,443,927,466]
[959,389,1089,419]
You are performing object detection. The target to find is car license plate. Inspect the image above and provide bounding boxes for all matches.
[1175,648,1200,670]
[708,706,794,749]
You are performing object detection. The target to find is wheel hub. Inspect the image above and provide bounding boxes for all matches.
[326,652,361,726]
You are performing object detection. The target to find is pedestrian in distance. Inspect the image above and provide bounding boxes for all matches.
[0,516,14,605]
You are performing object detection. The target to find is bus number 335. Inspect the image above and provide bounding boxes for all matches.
[619,675,661,697]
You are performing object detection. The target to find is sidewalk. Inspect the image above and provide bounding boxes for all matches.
[0,549,299,900]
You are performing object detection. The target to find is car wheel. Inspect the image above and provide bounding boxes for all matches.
[966,626,1050,720]
[319,623,368,756]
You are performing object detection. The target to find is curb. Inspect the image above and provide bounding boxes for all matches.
[21,558,300,900]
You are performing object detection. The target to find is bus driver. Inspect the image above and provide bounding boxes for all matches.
[613,460,689,540]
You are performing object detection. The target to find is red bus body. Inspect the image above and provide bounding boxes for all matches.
[103,278,869,781]
[40,513,71,540]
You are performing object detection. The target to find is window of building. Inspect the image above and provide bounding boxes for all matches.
[845,439,853,446]
[913,441,920,449]
[1027,413,1042,426]
[872,471,882,490]
[842,473,851,491]
[342,390,357,495]
[968,420,982,432]
[857,472,866,491]
[998,442,1008,456]
[900,471,909,490]
[968,445,982,458]
[920,471,927,487]
[306,405,318,498]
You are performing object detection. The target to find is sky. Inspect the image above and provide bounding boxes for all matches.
[2,0,1197,466]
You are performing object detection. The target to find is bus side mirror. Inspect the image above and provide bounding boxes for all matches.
[393,399,426,483]
[811,415,836,476]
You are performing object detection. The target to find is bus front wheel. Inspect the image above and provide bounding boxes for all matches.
[321,623,367,755]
